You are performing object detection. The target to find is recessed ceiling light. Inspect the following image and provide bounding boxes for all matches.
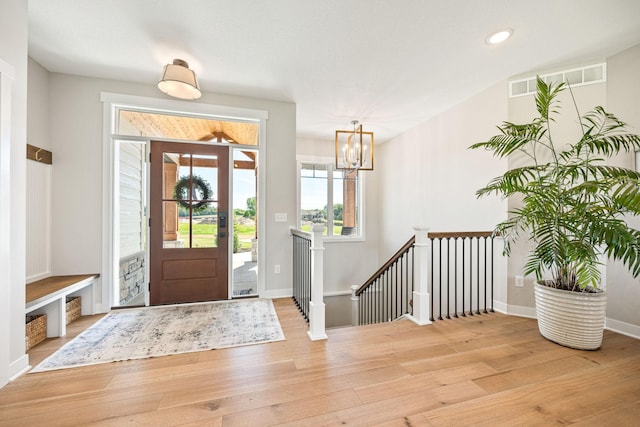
[486,28,513,45]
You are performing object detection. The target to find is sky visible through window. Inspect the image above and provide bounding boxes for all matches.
[176,152,255,210]
[300,164,345,210]
[234,170,255,209]
[301,178,328,210]
[233,150,256,210]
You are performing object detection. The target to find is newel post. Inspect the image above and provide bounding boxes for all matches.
[350,285,359,326]
[308,225,328,340]
[407,226,432,325]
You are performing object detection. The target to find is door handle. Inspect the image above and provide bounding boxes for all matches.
[218,232,227,238]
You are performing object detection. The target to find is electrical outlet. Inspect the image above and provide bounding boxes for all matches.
[515,275,524,287]
[274,264,281,274]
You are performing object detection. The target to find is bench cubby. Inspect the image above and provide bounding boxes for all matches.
[25,274,99,338]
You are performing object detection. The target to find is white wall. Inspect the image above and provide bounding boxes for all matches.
[605,44,640,333]
[0,0,29,385]
[26,160,52,282]
[48,74,107,279]
[27,58,50,150]
[26,58,52,282]
[377,82,509,260]
[362,82,510,322]
[47,73,296,306]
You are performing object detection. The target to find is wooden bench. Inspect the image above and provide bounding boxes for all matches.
[26,274,99,338]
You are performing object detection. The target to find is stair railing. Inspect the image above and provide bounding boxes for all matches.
[428,231,500,321]
[291,225,327,340]
[351,226,432,325]
[351,228,502,326]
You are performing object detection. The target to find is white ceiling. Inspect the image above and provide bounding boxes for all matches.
[28,0,640,143]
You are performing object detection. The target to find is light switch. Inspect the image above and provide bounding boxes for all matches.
[275,212,287,222]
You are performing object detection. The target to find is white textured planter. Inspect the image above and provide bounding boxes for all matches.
[534,281,607,350]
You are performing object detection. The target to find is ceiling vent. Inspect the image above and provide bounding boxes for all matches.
[509,63,606,98]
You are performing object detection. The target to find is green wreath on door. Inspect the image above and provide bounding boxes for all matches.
[173,175,212,211]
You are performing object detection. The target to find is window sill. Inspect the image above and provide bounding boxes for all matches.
[323,235,366,243]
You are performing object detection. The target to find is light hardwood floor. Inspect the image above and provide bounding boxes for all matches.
[1,298,639,426]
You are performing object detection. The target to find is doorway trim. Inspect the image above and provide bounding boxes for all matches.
[101,92,267,312]
[0,57,22,382]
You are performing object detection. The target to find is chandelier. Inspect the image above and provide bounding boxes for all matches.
[335,120,374,171]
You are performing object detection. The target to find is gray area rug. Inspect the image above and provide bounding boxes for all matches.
[31,298,285,372]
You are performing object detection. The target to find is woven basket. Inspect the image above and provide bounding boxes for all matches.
[534,281,607,350]
[66,296,81,325]
[25,314,47,350]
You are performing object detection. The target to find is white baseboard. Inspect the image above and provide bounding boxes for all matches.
[405,314,432,326]
[262,289,352,300]
[493,301,537,319]
[324,290,351,297]
[9,354,30,381]
[262,288,292,299]
[505,304,537,319]
[492,300,508,315]
[26,271,51,284]
[605,317,640,340]
[496,301,640,340]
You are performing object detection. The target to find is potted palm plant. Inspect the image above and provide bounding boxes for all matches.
[471,76,640,349]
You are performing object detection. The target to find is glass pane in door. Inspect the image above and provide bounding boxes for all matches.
[163,152,219,249]
[191,202,218,248]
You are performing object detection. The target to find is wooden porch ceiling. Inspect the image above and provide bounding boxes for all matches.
[119,110,259,146]
[162,153,256,171]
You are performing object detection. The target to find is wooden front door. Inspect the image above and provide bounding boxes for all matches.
[150,141,229,305]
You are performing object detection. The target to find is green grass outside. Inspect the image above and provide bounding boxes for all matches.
[234,222,255,251]
[178,218,349,246]
[177,219,256,249]
[178,222,217,247]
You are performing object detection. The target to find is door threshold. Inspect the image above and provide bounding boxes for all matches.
[111,304,146,310]
[232,294,259,300]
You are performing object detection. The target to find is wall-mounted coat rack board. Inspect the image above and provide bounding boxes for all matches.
[26,144,52,164]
